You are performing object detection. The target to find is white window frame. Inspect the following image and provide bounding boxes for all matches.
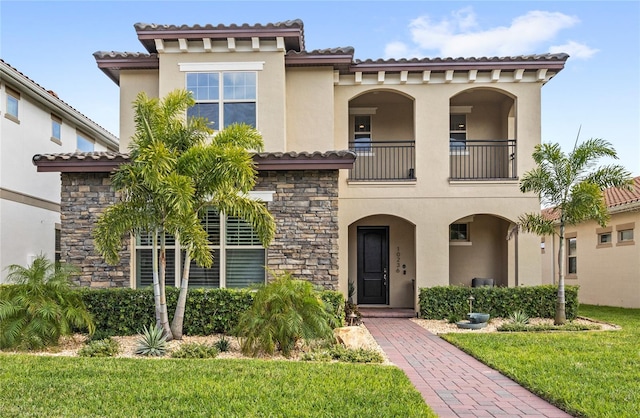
[449,113,468,155]
[449,223,471,246]
[133,192,273,289]
[181,62,263,131]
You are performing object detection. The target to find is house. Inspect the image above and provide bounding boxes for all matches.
[541,177,640,308]
[32,20,568,310]
[0,60,118,282]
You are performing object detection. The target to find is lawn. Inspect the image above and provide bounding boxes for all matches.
[442,305,640,417]
[0,355,435,417]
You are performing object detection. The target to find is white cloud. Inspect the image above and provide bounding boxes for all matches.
[550,41,599,59]
[388,8,587,58]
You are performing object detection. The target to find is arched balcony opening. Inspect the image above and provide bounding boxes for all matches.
[348,91,415,181]
[449,88,517,180]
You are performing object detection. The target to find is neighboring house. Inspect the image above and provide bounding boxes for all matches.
[33,20,568,311]
[0,60,118,282]
[541,177,640,308]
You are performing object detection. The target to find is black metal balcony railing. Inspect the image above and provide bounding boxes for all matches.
[349,141,416,181]
[450,139,517,180]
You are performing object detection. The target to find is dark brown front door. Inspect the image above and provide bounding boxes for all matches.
[357,226,389,304]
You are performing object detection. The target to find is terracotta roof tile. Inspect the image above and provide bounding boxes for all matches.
[604,176,640,207]
[541,176,640,221]
[33,150,356,173]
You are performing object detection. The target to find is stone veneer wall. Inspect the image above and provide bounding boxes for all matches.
[60,169,340,290]
[61,173,129,287]
[256,170,339,290]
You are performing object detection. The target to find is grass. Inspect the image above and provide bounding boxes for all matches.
[442,305,640,418]
[0,355,435,417]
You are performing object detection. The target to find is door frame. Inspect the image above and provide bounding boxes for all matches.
[356,226,389,305]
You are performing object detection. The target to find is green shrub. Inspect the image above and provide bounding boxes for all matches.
[497,323,599,332]
[135,324,169,356]
[171,343,219,359]
[235,272,335,357]
[0,256,95,350]
[419,285,579,320]
[76,286,343,338]
[447,313,462,324]
[320,290,345,327]
[78,338,120,357]
[214,336,231,352]
[301,345,383,363]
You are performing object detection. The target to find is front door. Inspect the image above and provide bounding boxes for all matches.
[357,226,389,304]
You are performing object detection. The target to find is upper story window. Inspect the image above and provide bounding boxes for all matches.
[5,87,20,122]
[450,114,466,151]
[353,115,372,151]
[186,71,257,130]
[51,115,62,144]
[77,132,95,152]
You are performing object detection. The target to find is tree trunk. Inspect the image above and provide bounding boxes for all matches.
[151,229,162,328]
[158,231,173,340]
[171,248,191,339]
[555,222,567,325]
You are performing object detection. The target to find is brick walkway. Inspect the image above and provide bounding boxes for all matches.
[364,317,572,418]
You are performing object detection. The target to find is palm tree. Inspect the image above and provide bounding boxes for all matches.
[94,90,274,340]
[518,137,632,324]
[0,255,95,349]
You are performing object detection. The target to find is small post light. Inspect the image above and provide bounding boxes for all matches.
[468,295,475,314]
[348,312,358,326]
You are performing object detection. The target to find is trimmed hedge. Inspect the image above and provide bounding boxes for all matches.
[77,286,343,338]
[419,285,579,320]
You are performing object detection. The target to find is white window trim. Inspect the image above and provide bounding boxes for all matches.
[179,62,265,72]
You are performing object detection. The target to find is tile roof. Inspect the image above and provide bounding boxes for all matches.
[134,20,305,53]
[541,176,640,221]
[604,176,640,207]
[33,150,357,173]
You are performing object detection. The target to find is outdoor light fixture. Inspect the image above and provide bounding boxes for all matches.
[468,295,475,313]
[348,312,358,326]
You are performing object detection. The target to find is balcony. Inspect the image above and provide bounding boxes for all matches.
[450,140,517,180]
[349,141,415,181]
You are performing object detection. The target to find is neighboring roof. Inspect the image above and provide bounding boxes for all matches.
[541,176,640,221]
[1,60,119,150]
[32,150,357,173]
[604,176,640,208]
[94,19,569,85]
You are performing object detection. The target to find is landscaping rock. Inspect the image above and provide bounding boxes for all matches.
[334,326,371,349]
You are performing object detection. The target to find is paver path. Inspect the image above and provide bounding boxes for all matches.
[365,317,572,418]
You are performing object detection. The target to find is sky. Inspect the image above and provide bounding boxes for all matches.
[1,0,639,175]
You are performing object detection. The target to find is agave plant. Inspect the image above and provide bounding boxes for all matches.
[508,310,530,325]
[0,255,95,350]
[135,324,169,356]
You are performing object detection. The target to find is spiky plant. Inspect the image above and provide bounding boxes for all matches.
[214,335,231,352]
[508,310,530,325]
[0,255,95,350]
[135,324,169,356]
[235,272,335,357]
